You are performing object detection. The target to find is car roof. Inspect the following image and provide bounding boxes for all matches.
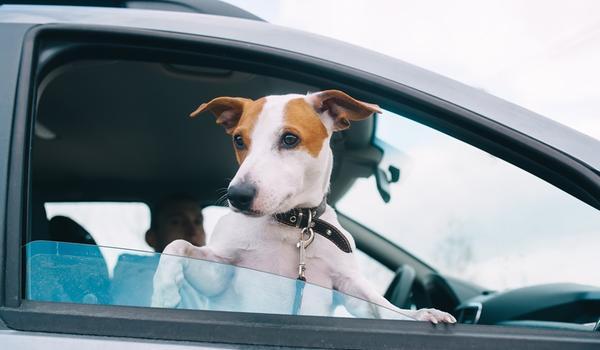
[0,0,264,21]
[1,4,599,171]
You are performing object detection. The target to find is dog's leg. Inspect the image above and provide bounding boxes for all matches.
[151,239,234,308]
[333,274,456,323]
[151,240,189,308]
[333,274,413,320]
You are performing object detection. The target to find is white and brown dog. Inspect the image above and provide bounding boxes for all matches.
[151,90,456,323]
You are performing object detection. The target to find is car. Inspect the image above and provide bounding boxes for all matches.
[0,1,599,349]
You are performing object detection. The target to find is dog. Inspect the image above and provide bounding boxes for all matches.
[151,90,456,324]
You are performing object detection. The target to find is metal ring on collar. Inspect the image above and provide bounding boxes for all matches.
[305,208,312,228]
[300,227,315,248]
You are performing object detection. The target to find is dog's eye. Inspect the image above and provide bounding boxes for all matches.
[233,135,245,149]
[281,133,300,148]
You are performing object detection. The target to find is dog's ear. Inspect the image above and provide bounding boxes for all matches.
[190,97,252,134]
[310,90,381,131]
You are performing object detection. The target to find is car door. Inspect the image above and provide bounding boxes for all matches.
[0,6,599,349]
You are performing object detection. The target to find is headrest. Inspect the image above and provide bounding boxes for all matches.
[48,216,97,245]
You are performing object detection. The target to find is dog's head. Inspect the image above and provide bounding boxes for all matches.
[191,90,380,216]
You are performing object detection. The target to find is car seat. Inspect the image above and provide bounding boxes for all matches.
[27,201,110,305]
[47,215,97,245]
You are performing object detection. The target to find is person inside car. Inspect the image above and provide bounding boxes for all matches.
[111,194,206,307]
[144,193,206,252]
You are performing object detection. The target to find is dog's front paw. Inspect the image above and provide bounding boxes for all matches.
[151,257,185,308]
[410,308,456,324]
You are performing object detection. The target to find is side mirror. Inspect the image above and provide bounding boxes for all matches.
[375,165,400,203]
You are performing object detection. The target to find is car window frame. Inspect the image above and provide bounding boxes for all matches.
[1,23,599,348]
[0,22,35,315]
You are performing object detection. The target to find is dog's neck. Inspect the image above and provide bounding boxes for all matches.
[272,186,353,254]
[275,196,327,224]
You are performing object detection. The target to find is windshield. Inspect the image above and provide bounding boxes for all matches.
[337,111,600,291]
[26,240,403,319]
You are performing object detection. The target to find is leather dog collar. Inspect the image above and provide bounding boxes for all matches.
[274,199,352,253]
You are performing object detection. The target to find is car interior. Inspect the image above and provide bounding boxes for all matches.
[31,60,380,206]
[26,57,600,331]
[29,59,415,303]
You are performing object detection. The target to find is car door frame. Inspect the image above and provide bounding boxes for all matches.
[1,23,599,349]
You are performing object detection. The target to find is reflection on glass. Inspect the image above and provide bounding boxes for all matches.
[26,241,405,319]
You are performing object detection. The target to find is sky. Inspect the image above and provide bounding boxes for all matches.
[224,0,600,139]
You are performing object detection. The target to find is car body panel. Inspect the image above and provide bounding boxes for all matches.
[0,329,249,350]
[0,4,598,171]
[0,22,32,311]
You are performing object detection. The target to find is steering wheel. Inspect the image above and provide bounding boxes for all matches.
[384,264,417,309]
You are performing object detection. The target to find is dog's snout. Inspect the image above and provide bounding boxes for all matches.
[227,183,257,211]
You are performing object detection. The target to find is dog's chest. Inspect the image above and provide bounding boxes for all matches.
[232,226,335,288]
[212,213,351,289]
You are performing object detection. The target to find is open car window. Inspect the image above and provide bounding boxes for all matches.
[26,241,404,319]
[9,23,597,348]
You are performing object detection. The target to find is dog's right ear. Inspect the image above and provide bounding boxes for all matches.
[190,97,252,134]
[309,90,381,132]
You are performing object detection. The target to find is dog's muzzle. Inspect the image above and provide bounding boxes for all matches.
[227,183,257,212]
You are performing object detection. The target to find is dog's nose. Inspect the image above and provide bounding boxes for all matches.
[227,183,257,211]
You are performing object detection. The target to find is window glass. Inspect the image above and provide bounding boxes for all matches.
[25,241,407,319]
[337,111,600,291]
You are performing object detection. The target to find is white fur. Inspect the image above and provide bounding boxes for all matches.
[152,93,456,323]
[229,94,330,214]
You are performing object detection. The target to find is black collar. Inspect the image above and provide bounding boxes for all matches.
[274,199,352,253]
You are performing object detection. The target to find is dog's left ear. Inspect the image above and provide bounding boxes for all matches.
[190,97,252,134]
[310,90,381,131]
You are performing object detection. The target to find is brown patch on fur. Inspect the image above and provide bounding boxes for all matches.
[284,98,328,157]
[231,98,266,164]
